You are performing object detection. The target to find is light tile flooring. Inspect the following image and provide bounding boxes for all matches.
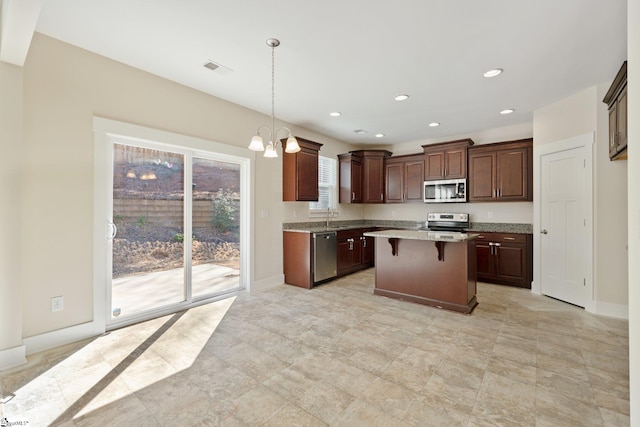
[0,269,630,426]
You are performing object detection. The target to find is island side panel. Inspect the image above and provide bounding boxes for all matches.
[467,240,477,302]
[373,237,476,312]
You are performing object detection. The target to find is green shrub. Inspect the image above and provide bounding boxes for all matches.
[211,189,237,233]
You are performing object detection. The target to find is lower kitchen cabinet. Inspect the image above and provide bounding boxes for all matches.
[283,228,375,288]
[337,228,375,277]
[475,232,532,288]
[283,231,314,289]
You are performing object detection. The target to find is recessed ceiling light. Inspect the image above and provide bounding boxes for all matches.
[500,109,515,115]
[428,122,440,127]
[354,129,368,134]
[483,68,503,78]
[394,94,409,101]
[375,133,384,138]
[329,112,341,117]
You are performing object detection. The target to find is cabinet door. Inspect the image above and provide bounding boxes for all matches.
[468,152,496,201]
[609,103,619,158]
[295,148,319,201]
[283,139,321,202]
[385,162,404,203]
[363,156,385,203]
[361,235,374,267]
[495,243,527,284]
[352,237,363,268]
[404,160,425,202]
[475,238,495,279]
[339,156,362,203]
[337,238,353,276]
[617,86,627,154]
[496,148,528,200]
[351,160,363,202]
[444,147,466,179]
[424,151,445,180]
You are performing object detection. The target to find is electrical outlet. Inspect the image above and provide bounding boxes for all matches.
[51,296,64,312]
[487,211,494,219]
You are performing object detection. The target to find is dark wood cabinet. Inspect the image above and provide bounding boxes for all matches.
[282,137,323,201]
[468,139,532,202]
[474,232,532,288]
[338,153,362,203]
[422,139,474,180]
[337,228,375,276]
[338,150,391,203]
[603,61,627,160]
[384,154,425,203]
[283,231,314,288]
[362,151,391,203]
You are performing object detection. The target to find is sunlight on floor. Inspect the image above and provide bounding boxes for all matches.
[1,296,236,426]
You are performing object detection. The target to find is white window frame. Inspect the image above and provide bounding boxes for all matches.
[309,155,337,216]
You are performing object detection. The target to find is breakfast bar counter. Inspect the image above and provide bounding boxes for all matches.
[363,229,479,314]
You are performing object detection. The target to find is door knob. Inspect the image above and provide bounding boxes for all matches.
[540,229,548,234]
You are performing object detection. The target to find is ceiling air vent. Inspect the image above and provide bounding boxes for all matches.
[204,60,233,75]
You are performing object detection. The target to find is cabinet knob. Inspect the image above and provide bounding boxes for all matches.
[540,229,548,234]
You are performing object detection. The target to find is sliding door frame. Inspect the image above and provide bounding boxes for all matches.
[93,117,253,331]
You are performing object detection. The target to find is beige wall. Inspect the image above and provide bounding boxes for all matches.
[0,61,24,352]
[20,33,355,338]
[627,0,639,421]
[533,85,628,309]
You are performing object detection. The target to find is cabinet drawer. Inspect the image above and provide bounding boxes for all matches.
[474,232,527,243]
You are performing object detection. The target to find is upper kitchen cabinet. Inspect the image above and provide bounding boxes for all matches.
[422,139,474,180]
[603,61,627,160]
[339,152,363,203]
[339,150,391,203]
[385,154,425,203]
[468,139,533,202]
[282,137,323,201]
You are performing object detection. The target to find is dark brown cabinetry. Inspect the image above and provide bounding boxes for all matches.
[282,137,323,201]
[384,154,425,203]
[475,232,532,288]
[422,139,474,180]
[603,61,627,160]
[338,150,391,203]
[338,153,362,203]
[337,228,375,276]
[468,139,532,202]
[283,231,314,288]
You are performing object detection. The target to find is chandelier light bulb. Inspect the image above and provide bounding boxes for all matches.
[264,143,278,158]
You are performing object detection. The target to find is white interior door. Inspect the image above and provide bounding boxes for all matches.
[540,145,588,307]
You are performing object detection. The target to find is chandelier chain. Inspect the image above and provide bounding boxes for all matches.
[271,43,276,139]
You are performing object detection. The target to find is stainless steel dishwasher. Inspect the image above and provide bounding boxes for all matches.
[313,231,337,284]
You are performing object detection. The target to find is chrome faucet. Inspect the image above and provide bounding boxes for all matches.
[326,207,333,228]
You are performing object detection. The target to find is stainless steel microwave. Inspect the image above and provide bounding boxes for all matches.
[423,179,467,203]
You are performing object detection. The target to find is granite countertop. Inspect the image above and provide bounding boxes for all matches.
[283,220,532,234]
[363,229,479,242]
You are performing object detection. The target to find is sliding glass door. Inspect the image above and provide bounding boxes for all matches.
[108,140,243,326]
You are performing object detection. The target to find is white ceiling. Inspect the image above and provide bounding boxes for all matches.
[32,0,627,145]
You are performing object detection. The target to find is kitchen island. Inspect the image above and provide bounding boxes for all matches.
[363,229,479,314]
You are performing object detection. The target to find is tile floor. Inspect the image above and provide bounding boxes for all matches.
[0,269,630,426]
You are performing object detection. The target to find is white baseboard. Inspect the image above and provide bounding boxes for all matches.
[22,320,104,356]
[251,274,284,292]
[594,301,629,319]
[0,345,26,371]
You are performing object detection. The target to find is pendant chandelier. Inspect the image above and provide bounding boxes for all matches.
[248,38,300,157]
